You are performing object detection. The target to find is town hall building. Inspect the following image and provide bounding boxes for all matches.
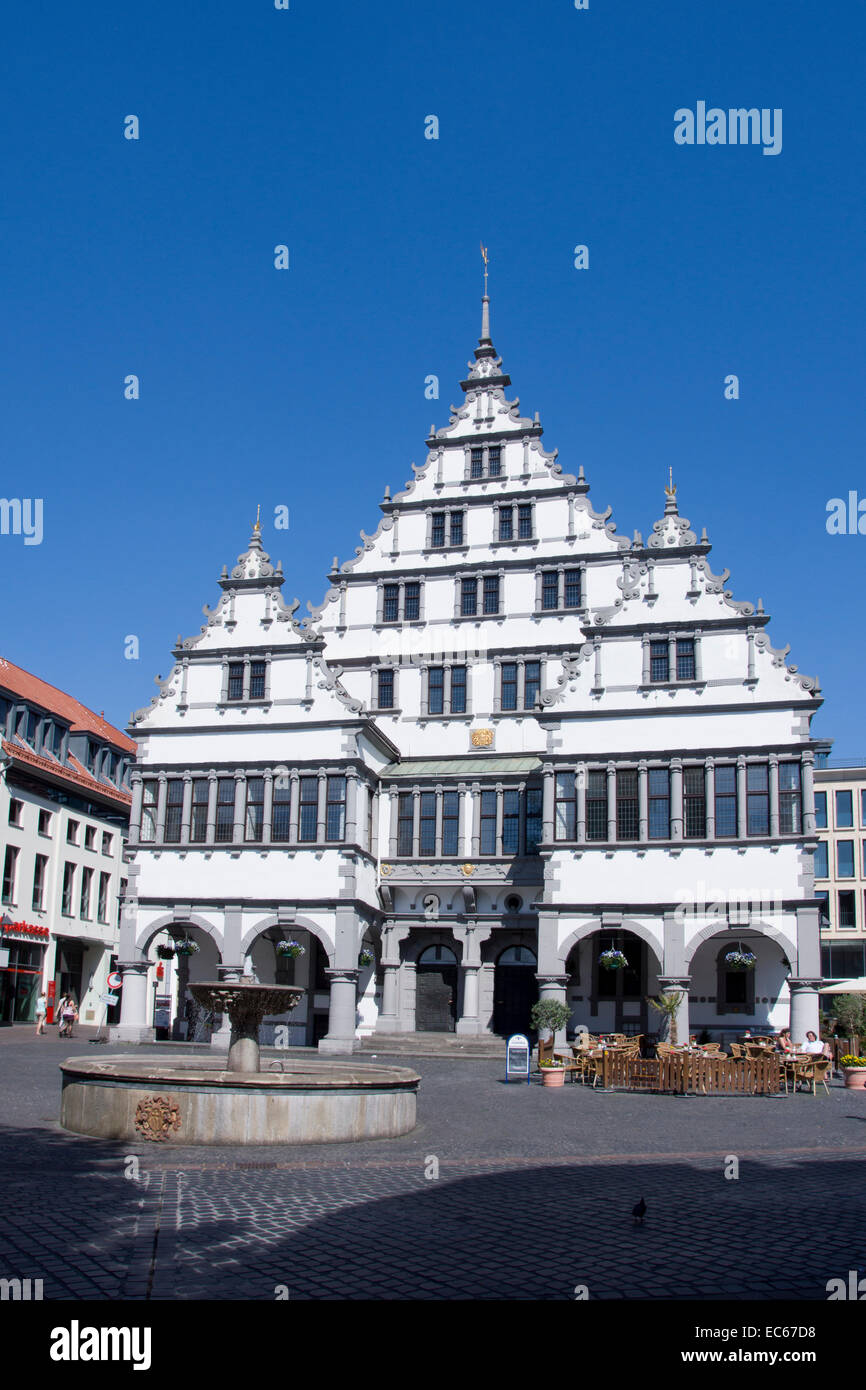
[113,291,827,1053]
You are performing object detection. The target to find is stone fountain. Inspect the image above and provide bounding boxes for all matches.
[59,979,419,1146]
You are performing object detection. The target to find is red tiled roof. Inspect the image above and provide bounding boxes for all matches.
[2,738,132,809]
[0,655,136,752]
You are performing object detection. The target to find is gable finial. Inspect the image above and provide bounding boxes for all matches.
[252,503,261,534]
[665,467,676,499]
[480,242,491,343]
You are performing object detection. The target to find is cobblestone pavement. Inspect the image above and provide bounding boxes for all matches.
[2,1026,865,1300]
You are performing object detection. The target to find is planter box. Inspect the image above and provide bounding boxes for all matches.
[541,1068,566,1088]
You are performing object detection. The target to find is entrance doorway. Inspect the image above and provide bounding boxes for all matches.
[493,944,537,1037]
[595,931,648,1034]
[415,945,458,1032]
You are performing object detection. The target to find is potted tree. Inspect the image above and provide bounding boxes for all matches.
[832,995,866,1058]
[646,991,684,1047]
[839,1056,866,1090]
[531,999,572,1087]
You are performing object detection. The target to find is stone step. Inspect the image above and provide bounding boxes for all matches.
[358,1033,508,1058]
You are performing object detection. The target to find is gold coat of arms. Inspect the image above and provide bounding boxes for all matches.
[135,1096,182,1142]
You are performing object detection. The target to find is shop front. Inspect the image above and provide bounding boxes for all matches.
[0,921,50,1024]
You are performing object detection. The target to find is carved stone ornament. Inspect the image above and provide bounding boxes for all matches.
[135,1095,181,1143]
[380,864,393,876]
[471,728,494,747]
[462,863,475,876]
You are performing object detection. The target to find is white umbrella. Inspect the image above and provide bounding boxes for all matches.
[819,978,866,994]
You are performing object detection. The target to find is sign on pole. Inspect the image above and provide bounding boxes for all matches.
[99,993,119,1008]
[506,1032,531,1084]
[107,971,123,990]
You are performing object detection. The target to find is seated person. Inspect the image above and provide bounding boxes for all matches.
[776,1027,794,1053]
[800,1030,829,1057]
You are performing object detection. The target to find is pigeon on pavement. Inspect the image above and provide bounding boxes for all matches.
[632,1198,647,1224]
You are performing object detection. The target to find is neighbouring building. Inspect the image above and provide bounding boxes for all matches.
[814,761,866,981]
[114,291,828,1052]
[0,657,134,1024]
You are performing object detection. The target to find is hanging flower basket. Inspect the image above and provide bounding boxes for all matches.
[277,940,305,959]
[359,950,374,968]
[599,949,628,971]
[173,937,200,956]
[724,950,756,971]
[156,944,175,960]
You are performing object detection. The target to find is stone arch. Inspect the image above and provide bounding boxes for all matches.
[556,917,664,972]
[403,927,463,965]
[684,919,797,969]
[241,914,336,964]
[136,912,223,958]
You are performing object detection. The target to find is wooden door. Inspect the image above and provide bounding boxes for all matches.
[415,964,457,1032]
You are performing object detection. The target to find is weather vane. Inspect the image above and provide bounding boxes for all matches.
[480,242,489,296]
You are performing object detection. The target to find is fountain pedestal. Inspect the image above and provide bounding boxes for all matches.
[189,981,304,1071]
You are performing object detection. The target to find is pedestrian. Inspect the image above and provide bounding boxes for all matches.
[55,995,68,1036]
[59,996,77,1038]
[34,992,47,1035]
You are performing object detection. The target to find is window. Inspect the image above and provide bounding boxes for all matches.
[564,569,582,608]
[215,778,235,842]
[79,867,93,919]
[541,572,558,610]
[428,667,445,715]
[461,578,477,616]
[66,819,80,845]
[419,792,436,856]
[815,791,827,829]
[480,791,497,855]
[101,832,113,856]
[586,770,607,841]
[450,666,467,714]
[555,772,576,840]
[140,784,157,842]
[863,840,866,877]
[383,584,399,623]
[397,793,413,855]
[525,787,543,853]
[38,809,52,836]
[61,862,75,915]
[442,792,460,855]
[488,446,502,477]
[517,504,532,539]
[684,766,706,838]
[449,512,464,547]
[428,509,464,548]
[746,764,769,836]
[227,663,244,701]
[822,941,865,977]
[2,845,19,904]
[97,872,110,924]
[245,778,264,841]
[714,765,737,838]
[326,777,346,842]
[648,768,670,839]
[839,890,857,929]
[298,777,319,842]
[524,661,541,710]
[837,841,855,878]
[650,641,669,683]
[779,763,802,834]
[498,507,513,541]
[814,841,828,878]
[404,582,420,621]
[377,669,395,710]
[470,447,484,479]
[190,780,209,842]
[8,799,22,827]
[32,855,48,912]
[501,664,518,711]
[862,789,866,826]
[431,512,446,548]
[272,780,291,842]
[51,723,64,757]
[836,790,854,828]
[164,782,183,843]
[483,575,500,614]
[616,769,638,841]
[816,890,830,927]
[499,790,519,854]
[676,639,695,681]
[250,661,266,700]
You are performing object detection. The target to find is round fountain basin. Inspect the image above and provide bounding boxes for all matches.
[59,1054,420,1145]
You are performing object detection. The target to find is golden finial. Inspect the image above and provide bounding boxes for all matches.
[252,503,261,534]
[665,467,676,499]
[480,242,489,295]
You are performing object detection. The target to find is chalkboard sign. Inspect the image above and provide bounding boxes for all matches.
[506,1032,531,1083]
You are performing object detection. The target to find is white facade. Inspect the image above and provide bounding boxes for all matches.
[115,295,826,1051]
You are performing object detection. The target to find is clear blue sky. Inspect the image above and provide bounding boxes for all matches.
[2,0,862,752]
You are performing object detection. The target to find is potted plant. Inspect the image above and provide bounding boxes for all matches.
[723,950,756,971]
[839,1056,866,1090]
[538,1058,568,1088]
[359,949,374,968]
[530,999,572,1086]
[277,940,305,959]
[156,943,175,960]
[646,991,684,1046]
[173,937,200,957]
[599,948,628,971]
